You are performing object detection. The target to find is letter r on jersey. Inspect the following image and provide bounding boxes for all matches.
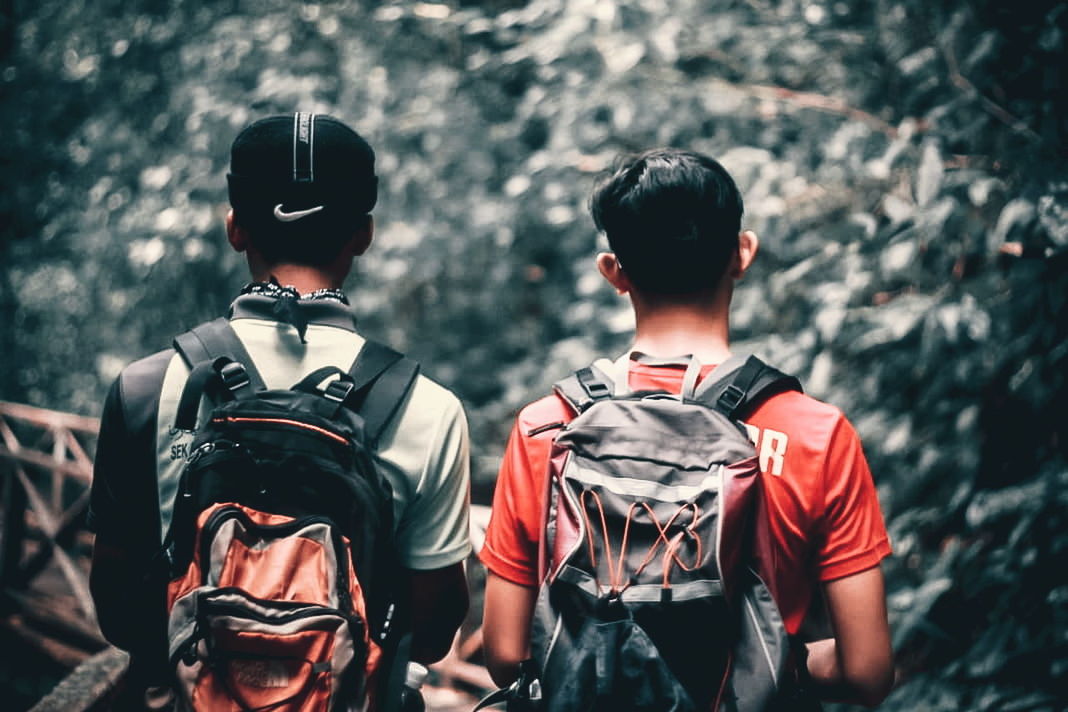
[744,424,789,476]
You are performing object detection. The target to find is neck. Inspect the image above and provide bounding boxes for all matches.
[629,291,733,364]
[251,264,343,295]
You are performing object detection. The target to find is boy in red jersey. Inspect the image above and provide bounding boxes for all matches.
[480,149,894,707]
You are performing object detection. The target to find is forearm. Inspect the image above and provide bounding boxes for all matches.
[406,564,469,664]
[806,638,894,708]
[90,538,167,656]
[805,639,852,699]
[409,598,468,664]
[482,573,536,687]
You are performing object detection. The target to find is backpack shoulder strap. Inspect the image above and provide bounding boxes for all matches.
[172,317,268,392]
[172,319,269,431]
[348,340,420,445]
[694,355,802,420]
[552,363,615,415]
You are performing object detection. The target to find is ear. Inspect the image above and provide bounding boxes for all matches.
[226,210,249,253]
[597,252,632,295]
[730,230,760,279]
[349,216,374,256]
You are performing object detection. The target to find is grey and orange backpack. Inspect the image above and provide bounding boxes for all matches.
[162,319,417,712]
[489,353,814,712]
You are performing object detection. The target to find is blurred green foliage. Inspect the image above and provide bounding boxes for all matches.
[1,0,1066,709]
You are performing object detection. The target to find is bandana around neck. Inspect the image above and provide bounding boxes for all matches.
[240,279,350,305]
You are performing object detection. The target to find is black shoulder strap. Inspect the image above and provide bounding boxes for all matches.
[348,340,420,445]
[695,355,802,420]
[552,364,614,414]
[172,317,268,392]
[173,357,253,431]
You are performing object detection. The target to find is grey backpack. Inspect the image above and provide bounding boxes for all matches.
[524,353,810,712]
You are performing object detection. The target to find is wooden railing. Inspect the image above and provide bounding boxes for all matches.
[0,400,493,711]
[0,401,106,668]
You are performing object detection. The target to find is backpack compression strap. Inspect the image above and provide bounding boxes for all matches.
[694,355,802,420]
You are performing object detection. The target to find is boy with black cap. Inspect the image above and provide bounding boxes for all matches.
[89,114,471,708]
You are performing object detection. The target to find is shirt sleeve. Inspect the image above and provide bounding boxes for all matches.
[393,397,473,571]
[478,417,545,587]
[87,377,129,536]
[816,415,892,581]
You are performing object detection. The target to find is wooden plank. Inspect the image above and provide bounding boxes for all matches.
[13,462,62,537]
[3,613,91,669]
[64,430,93,472]
[4,589,106,651]
[0,444,93,483]
[13,465,96,622]
[0,402,100,435]
[0,460,29,585]
[52,433,66,512]
[0,415,21,451]
[17,489,91,587]
[30,646,128,712]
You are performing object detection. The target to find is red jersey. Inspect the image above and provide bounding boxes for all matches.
[479,359,892,635]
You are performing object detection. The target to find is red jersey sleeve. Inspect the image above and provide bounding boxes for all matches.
[479,419,548,587]
[816,414,892,581]
[480,396,572,586]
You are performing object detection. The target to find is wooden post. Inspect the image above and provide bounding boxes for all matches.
[51,430,67,513]
[0,456,27,590]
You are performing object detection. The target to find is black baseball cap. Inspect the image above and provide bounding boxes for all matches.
[227,113,378,234]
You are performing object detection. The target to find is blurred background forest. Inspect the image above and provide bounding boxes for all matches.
[1,0,1066,709]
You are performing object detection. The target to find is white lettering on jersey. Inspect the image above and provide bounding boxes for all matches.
[743,423,789,476]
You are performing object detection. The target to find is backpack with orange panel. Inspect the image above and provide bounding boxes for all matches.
[162,319,417,712]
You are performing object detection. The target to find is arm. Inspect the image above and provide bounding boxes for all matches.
[390,392,473,662]
[482,572,537,686]
[88,373,168,661]
[806,415,895,706]
[805,565,894,707]
[406,563,469,664]
[90,534,165,652]
[478,407,560,687]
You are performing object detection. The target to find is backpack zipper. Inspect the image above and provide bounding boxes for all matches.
[172,590,364,668]
[527,421,567,437]
[198,589,365,662]
[200,596,351,625]
[200,505,353,613]
[212,416,349,446]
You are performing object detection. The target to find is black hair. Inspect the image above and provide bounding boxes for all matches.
[590,148,743,295]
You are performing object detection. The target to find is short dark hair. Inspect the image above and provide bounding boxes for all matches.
[228,113,378,266]
[590,148,743,295]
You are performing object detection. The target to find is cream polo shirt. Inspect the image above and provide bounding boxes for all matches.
[153,295,472,571]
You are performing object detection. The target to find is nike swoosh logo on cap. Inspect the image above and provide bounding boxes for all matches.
[273,204,325,222]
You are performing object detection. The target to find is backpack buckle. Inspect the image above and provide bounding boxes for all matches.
[717,384,746,414]
[323,379,355,403]
[578,367,611,402]
[218,362,251,393]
